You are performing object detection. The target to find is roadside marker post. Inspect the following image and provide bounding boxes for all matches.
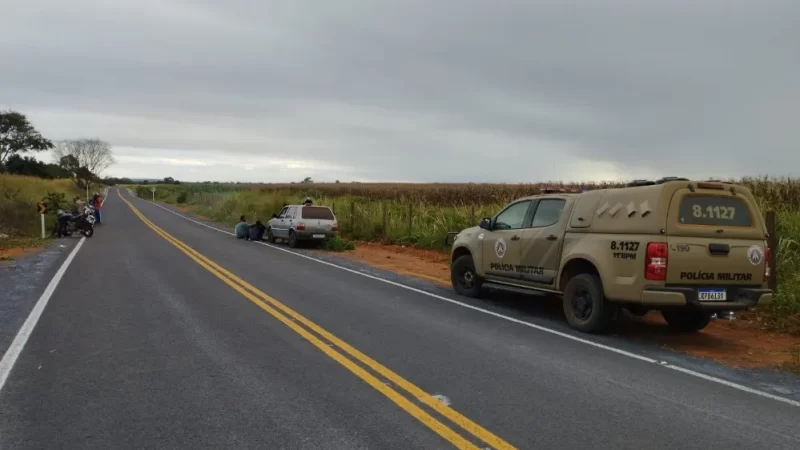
[37,202,47,238]
[151,187,156,203]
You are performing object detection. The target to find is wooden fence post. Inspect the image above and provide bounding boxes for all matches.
[407,203,413,235]
[766,211,778,292]
[381,202,388,237]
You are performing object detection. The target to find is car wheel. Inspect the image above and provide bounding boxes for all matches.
[450,255,483,297]
[562,273,611,333]
[288,231,298,248]
[266,228,276,243]
[661,310,712,332]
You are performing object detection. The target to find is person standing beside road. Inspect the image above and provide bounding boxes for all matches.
[92,192,103,225]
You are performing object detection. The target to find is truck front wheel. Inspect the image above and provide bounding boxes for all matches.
[661,310,712,332]
[563,273,611,333]
[451,255,483,298]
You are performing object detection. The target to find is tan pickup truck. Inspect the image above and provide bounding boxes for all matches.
[447,178,773,333]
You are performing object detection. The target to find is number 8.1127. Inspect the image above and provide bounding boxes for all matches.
[692,205,735,220]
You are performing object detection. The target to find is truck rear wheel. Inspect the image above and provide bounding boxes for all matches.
[661,310,712,332]
[563,273,610,333]
[451,255,483,298]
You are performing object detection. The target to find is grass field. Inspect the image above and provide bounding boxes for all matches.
[0,174,85,238]
[136,178,800,334]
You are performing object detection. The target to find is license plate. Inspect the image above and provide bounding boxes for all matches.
[698,288,726,301]
[312,234,326,239]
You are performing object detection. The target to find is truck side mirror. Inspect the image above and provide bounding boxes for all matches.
[272,213,278,219]
[479,218,492,230]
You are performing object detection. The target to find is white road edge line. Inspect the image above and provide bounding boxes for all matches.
[0,237,87,392]
[137,193,800,408]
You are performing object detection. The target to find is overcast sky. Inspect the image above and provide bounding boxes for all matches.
[2,0,799,183]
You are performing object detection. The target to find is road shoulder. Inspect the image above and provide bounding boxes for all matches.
[0,237,81,357]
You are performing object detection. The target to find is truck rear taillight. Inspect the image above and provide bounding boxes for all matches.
[296,223,306,231]
[331,224,338,232]
[645,242,668,281]
[764,247,772,282]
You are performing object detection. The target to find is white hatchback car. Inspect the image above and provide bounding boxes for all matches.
[266,204,339,248]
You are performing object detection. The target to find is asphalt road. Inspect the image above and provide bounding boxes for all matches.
[1,188,799,449]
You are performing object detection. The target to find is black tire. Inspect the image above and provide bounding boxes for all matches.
[661,310,712,332]
[266,228,276,243]
[562,273,611,333]
[288,231,298,248]
[81,227,94,238]
[450,254,483,298]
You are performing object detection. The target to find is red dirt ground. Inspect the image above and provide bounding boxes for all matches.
[0,238,46,261]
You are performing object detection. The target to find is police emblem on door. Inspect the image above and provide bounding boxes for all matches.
[747,245,764,266]
[495,238,507,259]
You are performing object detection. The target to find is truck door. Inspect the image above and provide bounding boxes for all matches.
[518,198,569,288]
[482,199,535,281]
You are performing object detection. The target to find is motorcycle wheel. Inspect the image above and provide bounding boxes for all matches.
[82,227,94,238]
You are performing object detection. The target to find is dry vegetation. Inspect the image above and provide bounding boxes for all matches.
[0,174,83,238]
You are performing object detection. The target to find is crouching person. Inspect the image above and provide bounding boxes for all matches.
[249,220,266,241]
[235,215,251,240]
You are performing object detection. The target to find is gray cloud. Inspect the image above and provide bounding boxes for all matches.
[2,0,799,183]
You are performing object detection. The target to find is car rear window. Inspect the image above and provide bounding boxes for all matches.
[678,195,752,227]
[301,206,335,220]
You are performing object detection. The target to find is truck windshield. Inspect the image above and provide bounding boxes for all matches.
[301,206,335,220]
[678,195,752,227]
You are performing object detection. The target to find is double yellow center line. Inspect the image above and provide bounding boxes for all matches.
[118,191,516,450]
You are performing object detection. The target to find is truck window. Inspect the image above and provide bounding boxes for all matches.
[531,199,566,228]
[494,200,531,230]
[678,195,753,227]
[301,206,335,220]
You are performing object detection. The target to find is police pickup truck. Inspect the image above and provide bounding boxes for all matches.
[446,178,773,334]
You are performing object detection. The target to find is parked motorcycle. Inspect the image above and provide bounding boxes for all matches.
[54,204,95,238]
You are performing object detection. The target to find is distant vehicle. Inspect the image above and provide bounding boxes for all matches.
[266,204,338,248]
[446,178,773,334]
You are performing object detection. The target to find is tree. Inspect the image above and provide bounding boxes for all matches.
[58,154,97,189]
[102,176,134,186]
[301,176,314,183]
[0,110,54,166]
[5,154,49,178]
[45,163,72,179]
[163,176,175,184]
[53,138,115,179]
